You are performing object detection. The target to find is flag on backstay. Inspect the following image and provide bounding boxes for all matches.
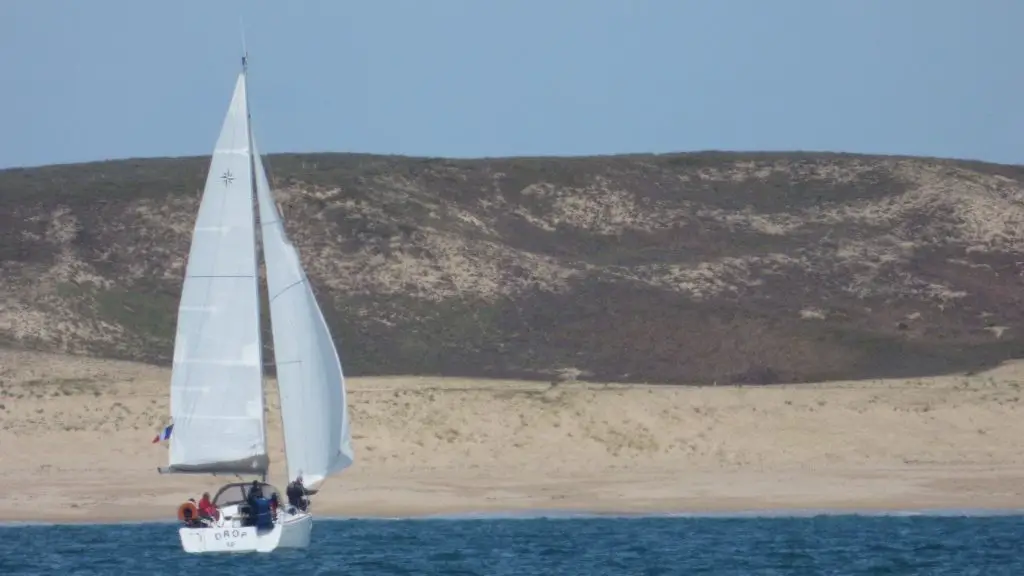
[152,423,173,443]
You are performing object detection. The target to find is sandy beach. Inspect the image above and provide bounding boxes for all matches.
[1,348,1023,523]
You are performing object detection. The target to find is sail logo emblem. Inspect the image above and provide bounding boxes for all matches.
[221,169,235,187]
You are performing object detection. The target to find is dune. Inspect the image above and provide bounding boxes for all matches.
[1,347,1023,523]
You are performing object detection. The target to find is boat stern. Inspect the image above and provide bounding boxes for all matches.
[177,511,312,553]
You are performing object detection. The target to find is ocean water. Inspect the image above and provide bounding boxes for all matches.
[1,513,1022,575]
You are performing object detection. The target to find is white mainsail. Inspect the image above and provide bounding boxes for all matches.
[165,72,268,475]
[252,136,354,491]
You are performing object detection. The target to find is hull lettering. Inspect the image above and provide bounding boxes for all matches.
[212,528,248,543]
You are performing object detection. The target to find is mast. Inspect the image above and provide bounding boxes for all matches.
[241,48,270,485]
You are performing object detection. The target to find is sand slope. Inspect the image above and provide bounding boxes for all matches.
[1,348,1023,522]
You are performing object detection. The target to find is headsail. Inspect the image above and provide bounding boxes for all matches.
[251,136,354,491]
[165,72,268,475]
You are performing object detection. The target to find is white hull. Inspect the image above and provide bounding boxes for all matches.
[179,509,312,554]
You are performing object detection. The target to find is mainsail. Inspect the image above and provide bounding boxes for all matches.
[165,72,268,475]
[252,136,354,491]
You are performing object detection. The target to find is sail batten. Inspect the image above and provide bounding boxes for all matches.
[166,71,268,475]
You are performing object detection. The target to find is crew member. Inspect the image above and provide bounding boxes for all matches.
[197,492,219,522]
[286,475,309,511]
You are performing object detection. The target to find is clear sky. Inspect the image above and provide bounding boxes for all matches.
[2,0,1022,169]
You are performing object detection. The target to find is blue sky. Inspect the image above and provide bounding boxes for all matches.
[2,0,1022,169]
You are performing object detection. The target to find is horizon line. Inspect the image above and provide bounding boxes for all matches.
[3,148,1021,173]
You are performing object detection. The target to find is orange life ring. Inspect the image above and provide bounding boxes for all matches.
[177,500,198,523]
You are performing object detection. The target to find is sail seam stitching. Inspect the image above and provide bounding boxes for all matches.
[269,279,305,303]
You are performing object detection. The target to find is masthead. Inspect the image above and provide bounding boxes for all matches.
[240,16,248,71]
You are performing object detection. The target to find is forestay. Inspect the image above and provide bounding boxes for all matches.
[166,72,269,475]
[252,137,354,490]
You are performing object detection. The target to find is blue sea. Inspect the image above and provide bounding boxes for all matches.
[2,512,1023,575]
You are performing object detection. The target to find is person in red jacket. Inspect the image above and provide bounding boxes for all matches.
[197,492,220,522]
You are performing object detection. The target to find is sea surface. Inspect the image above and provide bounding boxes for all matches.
[1,512,1023,575]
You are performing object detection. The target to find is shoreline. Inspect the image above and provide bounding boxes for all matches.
[4,464,1024,525]
[5,506,1024,527]
[3,350,1024,528]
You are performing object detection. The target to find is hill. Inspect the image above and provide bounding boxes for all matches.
[2,151,1023,384]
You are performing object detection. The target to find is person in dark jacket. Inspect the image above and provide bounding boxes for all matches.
[286,475,309,511]
[243,480,265,527]
[248,480,263,501]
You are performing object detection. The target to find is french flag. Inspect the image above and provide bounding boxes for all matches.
[152,423,173,443]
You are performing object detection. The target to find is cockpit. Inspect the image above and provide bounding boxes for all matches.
[212,481,281,508]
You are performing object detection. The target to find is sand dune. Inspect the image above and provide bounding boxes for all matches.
[1,348,1023,523]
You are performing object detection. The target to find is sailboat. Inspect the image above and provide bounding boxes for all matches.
[157,53,354,554]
